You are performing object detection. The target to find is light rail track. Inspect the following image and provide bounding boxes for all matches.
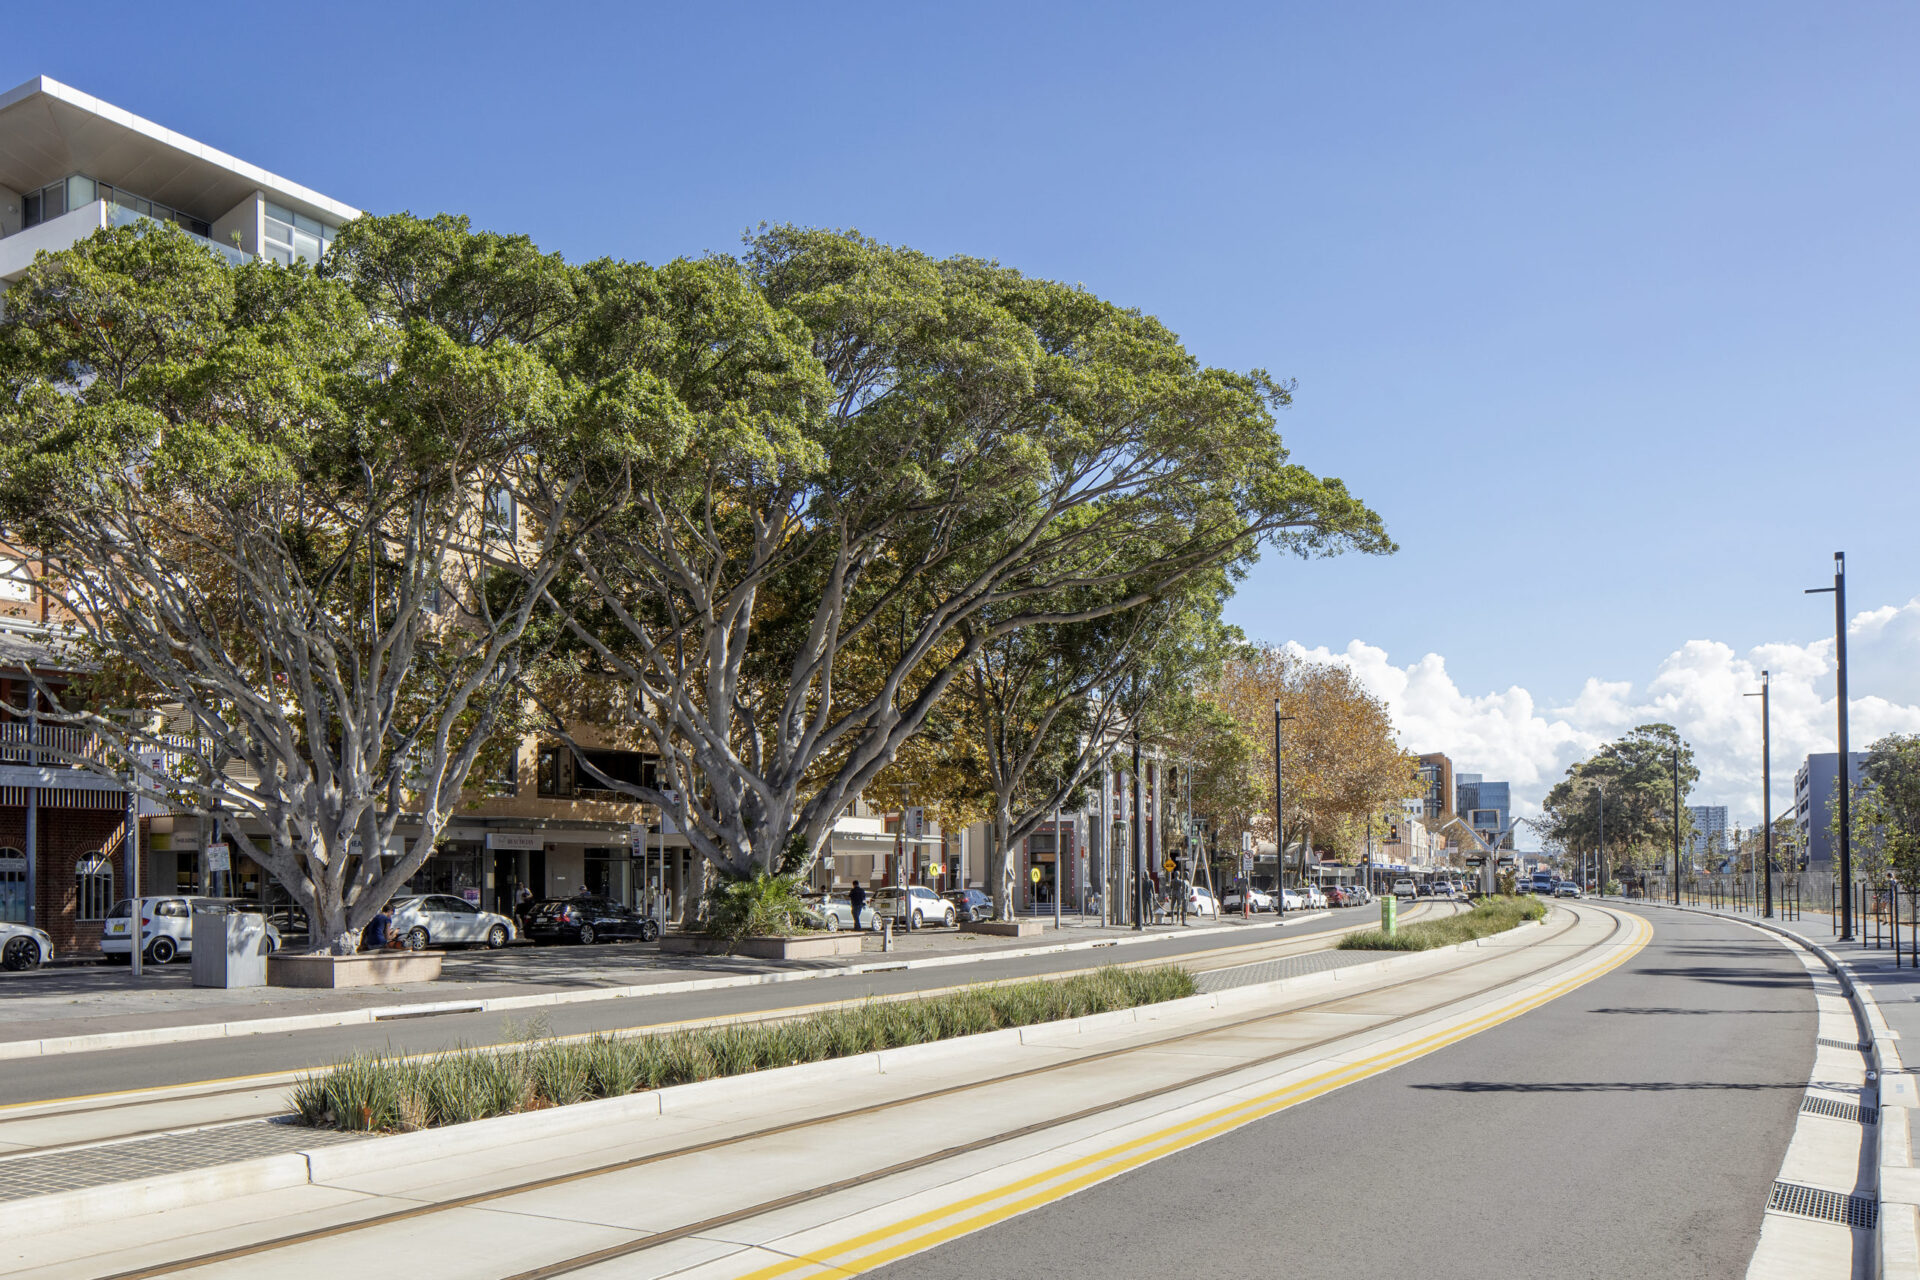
[96,900,1618,1280]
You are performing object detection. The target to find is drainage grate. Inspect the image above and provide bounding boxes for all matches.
[1769,1181,1877,1229]
[1802,1094,1878,1125]
[1818,1036,1870,1052]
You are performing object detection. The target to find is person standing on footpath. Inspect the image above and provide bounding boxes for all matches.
[849,880,868,931]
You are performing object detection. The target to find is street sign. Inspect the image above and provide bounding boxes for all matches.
[1029,866,1042,884]
[902,807,925,839]
[204,843,229,873]
[1162,858,1176,874]
[1240,854,1254,877]
[1242,831,1254,853]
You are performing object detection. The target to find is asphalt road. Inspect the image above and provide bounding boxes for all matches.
[0,907,1378,1106]
[869,906,1817,1280]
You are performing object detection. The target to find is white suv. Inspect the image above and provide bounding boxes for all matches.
[870,885,957,929]
[1391,877,1418,900]
[101,897,283,964]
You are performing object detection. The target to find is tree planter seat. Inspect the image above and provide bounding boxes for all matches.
[268,951,445,988]
[658,934,864,960]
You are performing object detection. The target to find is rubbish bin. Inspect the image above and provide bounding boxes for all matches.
[1380,895,1397,937]
[192,908,270,988]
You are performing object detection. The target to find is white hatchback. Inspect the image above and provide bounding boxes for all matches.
[101,897,283,964]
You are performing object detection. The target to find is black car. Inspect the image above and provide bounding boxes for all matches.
[524,896,660,945]
[945,888,995,923]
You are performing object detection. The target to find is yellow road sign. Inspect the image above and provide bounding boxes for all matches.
[1162,859,1176,873]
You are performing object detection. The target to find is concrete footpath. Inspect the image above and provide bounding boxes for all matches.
[0,911,1344,1061]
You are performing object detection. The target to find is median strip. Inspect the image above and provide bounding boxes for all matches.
[1338,895,1547,951]
[291,966,1197,1133]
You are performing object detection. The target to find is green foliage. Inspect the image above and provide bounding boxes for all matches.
[291,966,1198,1131]
[1827,734,1920,884]
[1338,895,1546,951]
[701,869,813,942]
[1540,725,1699,873]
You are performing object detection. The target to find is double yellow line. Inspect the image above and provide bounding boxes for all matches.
[735,908,1653,1279]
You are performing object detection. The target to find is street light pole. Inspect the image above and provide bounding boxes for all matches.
[1671,747,1683,906]
[1274,700,1295,918]
[1121,729,1136,932]
[1595,783,1606,896]
[1746,670,1773,918]
[1808,552,1853,940]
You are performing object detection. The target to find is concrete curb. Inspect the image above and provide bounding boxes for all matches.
[12,910,1548,1233]
[1629,901,1916,1279]
[0,913,1334,1063]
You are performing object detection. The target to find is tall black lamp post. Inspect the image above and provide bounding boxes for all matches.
[1595,783,1606,896]
[1671,747,1683,906]
[1131,729,1143,931]
[1807,552,1853,940]
[1745,670,1773,918]
[1274,700,1295,917]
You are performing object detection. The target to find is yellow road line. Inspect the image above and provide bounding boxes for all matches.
[733,908,1652,1280]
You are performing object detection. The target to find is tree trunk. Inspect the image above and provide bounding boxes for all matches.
[990,803,1017,921]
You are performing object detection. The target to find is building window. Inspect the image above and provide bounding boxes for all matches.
[262,201,336,266]
[75,854,113,920]
[0,557,33,602]
[0,851,24,924]
[537,745,655,799]
[537,743,575,798]
[483,485,516,539]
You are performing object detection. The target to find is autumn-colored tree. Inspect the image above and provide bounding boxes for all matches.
[1198,644,1422,882]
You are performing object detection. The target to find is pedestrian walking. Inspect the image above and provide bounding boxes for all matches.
[514,884,534,933]
[849,880,867,931]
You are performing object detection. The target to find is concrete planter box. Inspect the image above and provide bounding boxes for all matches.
[658,933,864,960]
[962,919,1050,938]
[267,951,444,988]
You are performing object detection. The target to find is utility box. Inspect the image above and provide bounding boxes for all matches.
[192,908,270,988]
[1380,895,1397,936]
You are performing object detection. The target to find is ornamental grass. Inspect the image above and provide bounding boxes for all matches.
[1337,894,1549,952]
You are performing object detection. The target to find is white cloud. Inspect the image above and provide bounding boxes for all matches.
[1285,596,1920,836]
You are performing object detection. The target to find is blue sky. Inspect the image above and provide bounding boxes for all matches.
[8,2,1917,818]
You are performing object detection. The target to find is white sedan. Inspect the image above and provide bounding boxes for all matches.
[1184,886,1219,918]
[391,895,517,950]
[0,921,53,970]
[1302,887,1329,910]
[1276,888,1306,911]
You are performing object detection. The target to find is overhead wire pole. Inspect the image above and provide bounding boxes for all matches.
[1807,551,1853,940]
[1596,783,1606,896]
[1131,729,1143,931]
[1746,670,1773,918]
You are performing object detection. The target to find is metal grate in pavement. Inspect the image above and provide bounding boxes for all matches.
[1193,948,1390,993]
[1769,1181,1877,1229]
[1800,1094,1878,1125]
[1817,1036,1869,1052]
[0,1120,363,1203]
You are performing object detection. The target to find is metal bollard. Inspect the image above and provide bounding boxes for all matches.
[882,918,893,952]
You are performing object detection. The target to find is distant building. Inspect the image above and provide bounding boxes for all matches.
[1687,806,1727,865]
[1794,752,1871,874]
[1456,774,1511,842]
[1417,753,1455,823]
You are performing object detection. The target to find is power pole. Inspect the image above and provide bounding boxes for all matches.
[1747,671,1773,918]
[1671,747,1683,906]
[1808,552,1853,940]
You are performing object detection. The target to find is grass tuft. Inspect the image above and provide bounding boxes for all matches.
[1338,895,1549,952]
[294,965,1197,1133]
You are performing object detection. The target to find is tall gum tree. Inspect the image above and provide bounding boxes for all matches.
[524,227,1391,880]
[0,218,587,953]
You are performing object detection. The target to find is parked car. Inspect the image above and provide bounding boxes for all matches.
[1302,886,1328,910]
[102,897,283,964]
[0,920,53,970]
[1222,886,1273,912]
[1185,886,1220,918]
[800,893,859,930]
[1553,880,1582,898]
[1391,877,1418,900]
[523,895,658,944]
[390,895,518,950]
[944,888,995,923]
[1277,888,1305,911]
[870,885,957,929]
